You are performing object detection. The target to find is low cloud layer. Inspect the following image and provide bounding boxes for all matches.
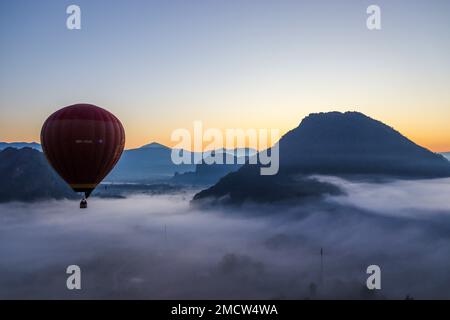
[1,178,450,299]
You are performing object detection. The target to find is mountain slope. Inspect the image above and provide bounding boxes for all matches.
[0,148,75,202]
[194,112,450,204]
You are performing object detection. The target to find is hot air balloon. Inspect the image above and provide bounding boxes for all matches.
[41,104,125,208]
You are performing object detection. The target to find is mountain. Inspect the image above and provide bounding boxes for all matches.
[0,140,258,185]
[192,167,342,205]
[107,142,257,183]
[0,148,75,202]
[106,142,197,182]
[193,112,450,205]
[171,151,250,186]
[140,142,169,149]
[0,142,42,151]
[442,153,450,161]
[277,112,450,176]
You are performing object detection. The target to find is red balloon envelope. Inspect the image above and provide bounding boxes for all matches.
[41,104,125,198]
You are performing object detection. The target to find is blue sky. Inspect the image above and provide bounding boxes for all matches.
[1,0,449,150]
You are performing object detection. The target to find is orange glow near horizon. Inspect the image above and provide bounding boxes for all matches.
[2,118,449,153]
[2,1,450,155]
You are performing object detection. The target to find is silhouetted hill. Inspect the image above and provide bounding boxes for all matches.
[106,142,197,182]
[171,151,250,186]
[0,142,41,151]
[193,166,342,205]
[0,148,75,202]
[194,112,450,205]
[279,112,450,176]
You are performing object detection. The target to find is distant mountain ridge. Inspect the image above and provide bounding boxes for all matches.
[139,142,170,149]
[194,112,450,204]
[171,151,254,186]
[0,142,42,151]
[0,145,255,202]
[107,143,257,183]
[106,142,196,182]
[0,140,258,184]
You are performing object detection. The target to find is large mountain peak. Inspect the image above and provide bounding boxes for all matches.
[194,111,450,204]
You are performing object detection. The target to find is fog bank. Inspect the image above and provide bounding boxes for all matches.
[1,178,450,299]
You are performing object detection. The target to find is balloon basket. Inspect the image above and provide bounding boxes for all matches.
[80,198,88,209]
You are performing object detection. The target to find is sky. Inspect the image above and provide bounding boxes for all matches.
[0,0,449,151]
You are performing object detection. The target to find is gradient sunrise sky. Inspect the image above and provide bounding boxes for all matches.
[0,0,449,151]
